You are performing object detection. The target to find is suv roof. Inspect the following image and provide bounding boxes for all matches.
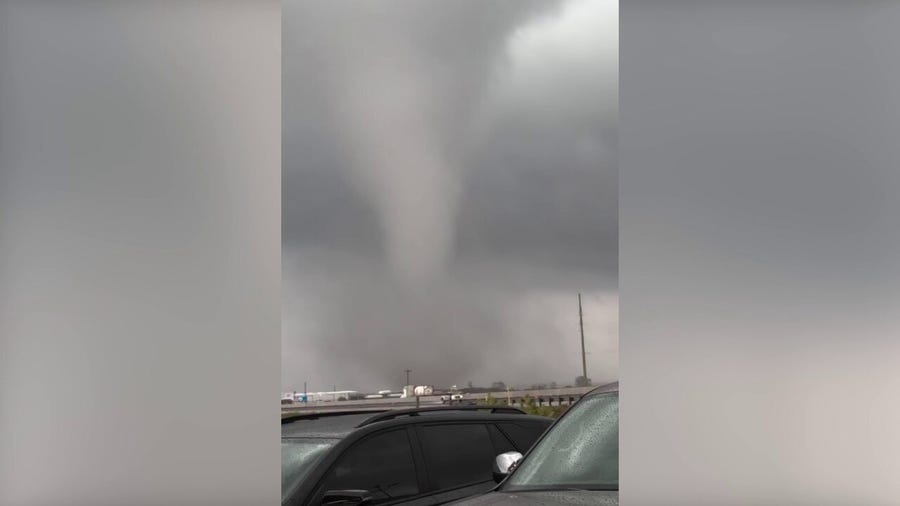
[281,406,548,440]
[282,412,381,439]
[355,405,526,426]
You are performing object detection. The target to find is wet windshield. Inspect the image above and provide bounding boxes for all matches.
[503,392,618,492]
[282,439,337,502]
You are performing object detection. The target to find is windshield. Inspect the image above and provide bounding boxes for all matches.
[281,439,337,502]
[503,392,618,492]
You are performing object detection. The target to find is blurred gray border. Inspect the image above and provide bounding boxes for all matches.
[0,2,281,505]
[622,2,900,504]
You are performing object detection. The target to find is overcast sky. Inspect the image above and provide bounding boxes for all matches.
[283,0,618,393]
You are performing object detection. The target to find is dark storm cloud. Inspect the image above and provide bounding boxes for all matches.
[283,0,560,256]
[283,0,617,391]
[455,123,617,276]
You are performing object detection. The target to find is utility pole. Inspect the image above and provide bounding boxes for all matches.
[579,293,587,383]
[407,370,419,408]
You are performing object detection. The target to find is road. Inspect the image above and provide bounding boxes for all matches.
[281,386,596,413]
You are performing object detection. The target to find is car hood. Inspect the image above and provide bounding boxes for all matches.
[447,490,617,506]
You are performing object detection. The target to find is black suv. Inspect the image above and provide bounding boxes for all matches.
[282,406,554,506]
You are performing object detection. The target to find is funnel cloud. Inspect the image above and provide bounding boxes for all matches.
[283,0,618,392]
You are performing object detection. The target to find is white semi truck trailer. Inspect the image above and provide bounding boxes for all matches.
[401,385,434,398]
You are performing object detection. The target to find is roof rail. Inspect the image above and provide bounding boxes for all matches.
[356,405,526,427]
[282,409,387,425]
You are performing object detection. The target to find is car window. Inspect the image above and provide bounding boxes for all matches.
[418,424,495,490]
[487,424,516,454]
[504,393,618,492]
[320,429,419,504]
[497,422,548,452]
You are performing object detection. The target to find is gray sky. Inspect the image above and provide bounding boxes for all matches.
[283,0,618,392]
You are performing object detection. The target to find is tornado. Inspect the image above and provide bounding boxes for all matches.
[329,17,461,288]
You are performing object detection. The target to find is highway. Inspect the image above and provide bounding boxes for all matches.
[281,386,596,413]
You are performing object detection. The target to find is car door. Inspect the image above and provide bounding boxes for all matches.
[413,423,509,505]
[308,427,436,506]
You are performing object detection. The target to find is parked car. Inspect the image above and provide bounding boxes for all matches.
[448,382,619,506]
[282,405,554,505]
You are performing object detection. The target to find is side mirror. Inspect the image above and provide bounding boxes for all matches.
[492,451,523,483]
[320,490,372,505]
